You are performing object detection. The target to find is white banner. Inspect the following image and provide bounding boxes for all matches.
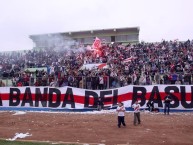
[0,85,193,110]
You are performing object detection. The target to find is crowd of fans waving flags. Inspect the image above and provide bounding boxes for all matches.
[0,37,193,88]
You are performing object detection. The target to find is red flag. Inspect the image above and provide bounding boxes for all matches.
[98,63,106,69]
[92,37,101,49]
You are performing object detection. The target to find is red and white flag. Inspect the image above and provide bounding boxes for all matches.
[76,54,82,59]
[123,56,137,63]
[92,37,101,49]
[170,64,175,69]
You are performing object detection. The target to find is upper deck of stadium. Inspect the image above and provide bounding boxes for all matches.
[29,27,140,49]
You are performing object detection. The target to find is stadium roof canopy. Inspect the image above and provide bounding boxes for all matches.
[29,27,140,39]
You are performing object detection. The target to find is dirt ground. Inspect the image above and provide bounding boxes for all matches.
[0,111,193,145]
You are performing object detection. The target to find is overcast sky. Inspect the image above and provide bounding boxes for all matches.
[0,0,193,51]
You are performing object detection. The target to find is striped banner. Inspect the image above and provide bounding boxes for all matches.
[0,85,193,110]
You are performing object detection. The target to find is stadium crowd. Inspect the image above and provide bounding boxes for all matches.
[0,39,193,89]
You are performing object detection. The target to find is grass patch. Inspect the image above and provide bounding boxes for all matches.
[0,139,76,145]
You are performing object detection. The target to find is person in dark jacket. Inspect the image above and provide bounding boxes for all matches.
[164,94,172,115]
[97,97,104,111]
[146,100,154,112]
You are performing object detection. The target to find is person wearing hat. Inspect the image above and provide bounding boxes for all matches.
[132,100,141,126]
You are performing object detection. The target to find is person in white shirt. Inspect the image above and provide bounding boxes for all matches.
[116,102,126,128]
[49,79,56,87]
[99,75,104,90]
[132,100,141,126]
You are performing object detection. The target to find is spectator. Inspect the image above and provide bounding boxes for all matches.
[86,74,92,89]
[97,97,104,111]
[146,100,154,112]
[175,78,181,85]
[0,79,5,87]
[99,75,104,90]
[50,79,56,87]
[17,81,23,87]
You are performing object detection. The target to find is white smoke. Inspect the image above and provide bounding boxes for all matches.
[36,33,90,55]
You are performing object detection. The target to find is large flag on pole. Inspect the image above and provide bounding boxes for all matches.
[92,37,101,49]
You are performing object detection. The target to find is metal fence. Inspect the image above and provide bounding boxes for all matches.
[0,75,192,88]
[0,76,129,88]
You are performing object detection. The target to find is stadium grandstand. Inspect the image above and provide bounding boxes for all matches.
[0,27,193,88]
